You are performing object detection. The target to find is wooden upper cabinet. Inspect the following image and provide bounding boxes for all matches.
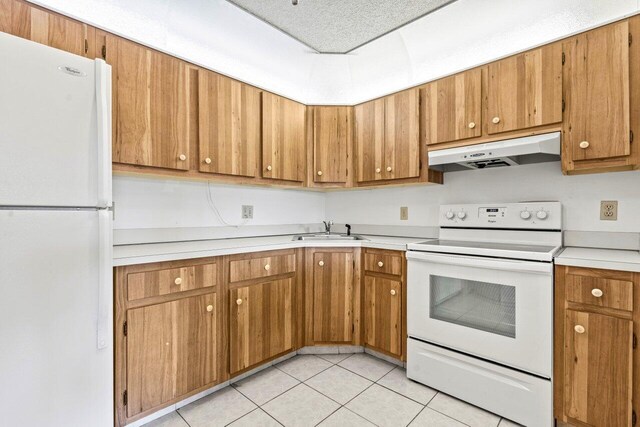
[563,21,631,164]
[126,292,218,418]
[384,90,420,180]
[106,35,192,170]
[262,92,306,182]
[364,276,402,357]
[563,310,633,427]
[313,106,351,184]
[0,0,94,57]
[486,43,563,134]
[198,71,260,177]
[423,69,482,145]
[355,99,385,182]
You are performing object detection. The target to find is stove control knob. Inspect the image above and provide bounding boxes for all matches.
[457,211,467,220]
[445,211,455,220]
[520,211,531,220]
[536,210,548,220]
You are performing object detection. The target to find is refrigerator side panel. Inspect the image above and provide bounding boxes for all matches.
[0,209,113,427]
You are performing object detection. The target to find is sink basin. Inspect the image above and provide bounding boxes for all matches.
[293,234,367,241]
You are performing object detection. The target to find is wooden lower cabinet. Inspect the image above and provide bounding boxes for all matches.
[555,265,639,427]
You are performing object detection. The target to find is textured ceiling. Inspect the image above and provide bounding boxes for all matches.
[226,0,456,53]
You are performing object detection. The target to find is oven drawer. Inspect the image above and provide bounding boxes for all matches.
[565,270,634,312]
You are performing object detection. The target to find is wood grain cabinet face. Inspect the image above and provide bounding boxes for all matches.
[364,276,402,357]
[384,90,421,180]
[563,21,631,165]
[229,278,294,374]
[313,106,351,183]
[0,0,93,57]
[126,292,218,418]
[106,35,192,171]
[423,69,482,145]
[262,92,306,182]
[355,99,385,182]
[198,71,260,177]
[486,43,563,135]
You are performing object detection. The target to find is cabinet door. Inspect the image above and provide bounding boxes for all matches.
[126,293,218,418]
[313,106,350,183]
[229,278,294,374]
[262,92,306,181]
[564,310,633,427]
[487,43,562,134]
[355,99,385,182]
[384,90,420,180]
[312,251,354,343]
[423,69,482,145]
[563,21,630,162]
[0,0,93,57]
[106,35,192,170]
[198,71,260,177]
[364,275,402,356]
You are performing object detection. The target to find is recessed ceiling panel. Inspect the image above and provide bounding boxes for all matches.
[226,0,456,53]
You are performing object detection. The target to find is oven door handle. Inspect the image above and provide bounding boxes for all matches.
[406,251,553,274]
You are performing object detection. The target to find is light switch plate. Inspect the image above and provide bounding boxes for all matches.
[400,206,409,221]
[600,200,618,221]
[242,205,254,219]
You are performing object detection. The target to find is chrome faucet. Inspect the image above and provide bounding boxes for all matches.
[322,220,333,234]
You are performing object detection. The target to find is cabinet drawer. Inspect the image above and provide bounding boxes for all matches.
[364,252,403,276]
[566,273,633,312]
[229,252,296,283]
[127,263,217,301]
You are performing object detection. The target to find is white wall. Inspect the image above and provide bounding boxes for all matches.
[325,163,640,232]
[113,176,325,230]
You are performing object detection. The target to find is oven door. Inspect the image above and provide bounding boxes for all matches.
[406,251,553,378]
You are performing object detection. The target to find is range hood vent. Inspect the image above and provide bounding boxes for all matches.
[428,132,561,172]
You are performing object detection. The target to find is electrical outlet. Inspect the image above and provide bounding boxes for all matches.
[600,200,618,221]
[241,205,253,219]
[400,206,409,221]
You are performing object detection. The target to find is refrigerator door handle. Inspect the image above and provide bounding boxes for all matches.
[97,209,113,350]
[95,59,112,208]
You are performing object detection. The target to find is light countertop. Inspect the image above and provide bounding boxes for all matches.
[555,247,640,273]
[113,234,428,267]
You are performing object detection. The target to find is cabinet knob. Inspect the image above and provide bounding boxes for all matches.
[591,288,603,298]
[264,264,271,271]
[179,154,187,161]
[468,122,476,129]
[579,141,590,149]
[377,261,384,267]
[174,277,182,285]
[236,298,243,306]
[204,157,212,164]
[390,289,397,296]
[318,260,324,267]
[386,166,392,172]
[206,304,213,312]
[317,170,323,176]
[375,168,381,173]
[574,325,585,334]
[492,117,500,124]
[266,165,272,171]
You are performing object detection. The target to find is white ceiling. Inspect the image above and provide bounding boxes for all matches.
[31,0,640,104]
[225,0,455,53]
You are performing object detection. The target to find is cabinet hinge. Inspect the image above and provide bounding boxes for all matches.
[630,33,633,47]
[101,45,107,60]
[562,99,565,112]
[633,333,637,349]
[84,39,88,54]
[123,321,128,337]
[123,390,128,406]
[561,52,565,65]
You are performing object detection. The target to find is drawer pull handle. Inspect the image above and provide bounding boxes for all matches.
[378,261,384,267]
[204,157,212,164]
[591,288,603,298]
[468,121,476,129]
[375,168,381,174]
[317,170,323,176]
[179,154,187,161]
[236,298,243,306]
[579,141,590,149]
[574,325,585,334]
[264,264,271,271]
[386,166,392,172]
[492,116,500,124]
[174,277,182,285]
[390,289,397,296]
[206,304,213,312]
[318,260,324,267]
[266,165,273,171]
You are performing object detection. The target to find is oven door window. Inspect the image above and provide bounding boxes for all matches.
[430,275,516,338]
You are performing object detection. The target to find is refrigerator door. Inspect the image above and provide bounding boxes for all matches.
[0,209,113,427]
[0,32,112,208]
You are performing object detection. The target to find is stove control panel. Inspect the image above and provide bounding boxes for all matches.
[440,202,561,230]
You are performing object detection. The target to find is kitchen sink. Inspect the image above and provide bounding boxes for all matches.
[293,234,367,241]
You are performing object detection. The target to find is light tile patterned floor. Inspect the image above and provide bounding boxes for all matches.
[144,353,523,427]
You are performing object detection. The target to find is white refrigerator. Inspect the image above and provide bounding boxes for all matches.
[0,32,113,426]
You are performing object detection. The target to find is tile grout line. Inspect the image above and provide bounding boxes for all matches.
[425,392,484,427]
[176,409,191,427]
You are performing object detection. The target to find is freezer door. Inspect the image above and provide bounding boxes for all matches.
[0,32,112,208]
[0,209,113,427]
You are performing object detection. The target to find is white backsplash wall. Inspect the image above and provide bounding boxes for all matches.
[325,162,640,232]
[113,175,326,229]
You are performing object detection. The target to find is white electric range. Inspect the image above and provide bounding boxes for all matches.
[406,202,562,427]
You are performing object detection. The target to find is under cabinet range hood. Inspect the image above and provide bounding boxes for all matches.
[428,132,561,172]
